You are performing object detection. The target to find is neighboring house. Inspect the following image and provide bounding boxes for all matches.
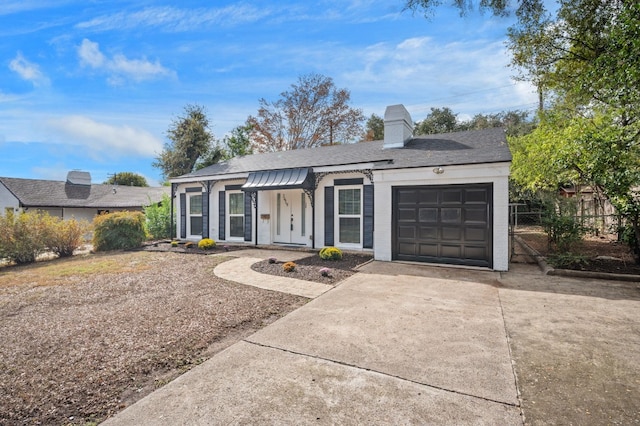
[0,171,169,223]
[171,104,512,270]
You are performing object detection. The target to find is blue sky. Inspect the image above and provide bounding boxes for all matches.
[1,0,537,186]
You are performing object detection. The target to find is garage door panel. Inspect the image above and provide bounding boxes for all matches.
[418,190,439,203]
[465,188,489,203]
[393,184,492,268]
[442,189,463,203]
[398,208,416,221]
[465,227,487,242]
[440,245,462,258]
[419,227,438,240]
[418,208,438,222]
[419,243,439,257]
[398,242,417,256]
[441,208,461,223]
[464,208,487,223]
[398,225,416,239]
[441,227,462,241]
[465,246,489,260]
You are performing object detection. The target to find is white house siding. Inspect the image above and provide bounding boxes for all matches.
[373,162,511,271]
[0,183,19,214]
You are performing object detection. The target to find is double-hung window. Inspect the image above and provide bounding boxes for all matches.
[337,187,361,244]
[228,192,244,238]
[189,194,203,236]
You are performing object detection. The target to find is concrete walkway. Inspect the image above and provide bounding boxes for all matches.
[213,255,333,298]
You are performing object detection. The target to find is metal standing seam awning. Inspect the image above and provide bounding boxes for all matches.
[241,167,315,191]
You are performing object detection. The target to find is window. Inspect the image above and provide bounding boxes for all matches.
[228,192,244,238]
[189,194,203,236]
[337,187,361,244]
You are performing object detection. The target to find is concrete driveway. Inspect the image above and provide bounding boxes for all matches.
[103,259,640,425]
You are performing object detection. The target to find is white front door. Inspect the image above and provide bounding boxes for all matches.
[273,190,308,245]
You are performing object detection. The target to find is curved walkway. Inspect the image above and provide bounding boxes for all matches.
[213,250,334,298]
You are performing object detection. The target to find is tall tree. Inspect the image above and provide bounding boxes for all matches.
[414,107,458,134]
[222,122,254,159]
[103,172,148,187]
[153,104,215,179]
[248,73,364,152]
[363,113,384,141]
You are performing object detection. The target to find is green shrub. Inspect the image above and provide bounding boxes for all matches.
[541,196,588,252]
[0,210,52,264]
[92,211,146,251]
[319,246,343,261]
[45,217,90,257]
[144,193,173,240]
[198,238,216,250]
[282,261,296,272]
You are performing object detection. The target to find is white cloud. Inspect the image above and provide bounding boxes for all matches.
[9,52,50,87]
[76,5,271,32]
[78,38,105,67]
[46,115,163,159]
[340,36,538,117]
[77,38,174,84]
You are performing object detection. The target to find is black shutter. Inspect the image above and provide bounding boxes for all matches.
[218,191,225,240]
[179,193,186,239]
[202,191,209,239]
[324,186,334,246]
[363,185,374,248]
[244,192,252,242]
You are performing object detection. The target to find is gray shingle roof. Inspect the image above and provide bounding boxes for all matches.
[0,177,169,209]
[178,128,511,179]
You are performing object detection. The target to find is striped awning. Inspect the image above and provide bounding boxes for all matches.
[241,168,314,191]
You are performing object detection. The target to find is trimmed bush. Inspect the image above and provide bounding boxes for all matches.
[0,210,51,264]
[46,217,90,257]
[92,211,146,251]
[319,246,343,261]
[282,261,296,272]
[171,240,179,247]
[198,238,216,250]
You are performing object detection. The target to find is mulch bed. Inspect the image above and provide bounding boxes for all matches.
[138,240,245,255]
[517,228,640,275]
[251,253,374,285]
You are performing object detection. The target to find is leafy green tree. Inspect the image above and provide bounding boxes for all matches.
[248,73,364,152]
[363,113,384,141]
[104,172,148,187]
[414,107,458,135]
[222,122,254,159]
[154,104,215,179]
[144,193,173,240]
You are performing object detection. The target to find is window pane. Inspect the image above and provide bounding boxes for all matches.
[229,193,244,215]
[230,216,244,238]
[189,194,202,214]
[339,217,360,244]
[190,216,203,235]
[339,189,361,215]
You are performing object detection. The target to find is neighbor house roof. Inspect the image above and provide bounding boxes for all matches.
[177,128,511,180]
[0,177,169,209]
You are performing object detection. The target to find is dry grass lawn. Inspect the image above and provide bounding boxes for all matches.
[0,251,307,425]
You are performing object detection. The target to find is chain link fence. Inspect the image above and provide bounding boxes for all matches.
[509,201,622,261]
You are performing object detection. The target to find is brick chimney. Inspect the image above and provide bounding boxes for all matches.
[383,104,413,149]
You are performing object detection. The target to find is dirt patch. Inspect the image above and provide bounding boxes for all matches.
[251,253,373,285]
[0,251,307,425]
[516,227,640,275]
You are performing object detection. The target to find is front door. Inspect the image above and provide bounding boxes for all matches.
[273,190,308,245]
